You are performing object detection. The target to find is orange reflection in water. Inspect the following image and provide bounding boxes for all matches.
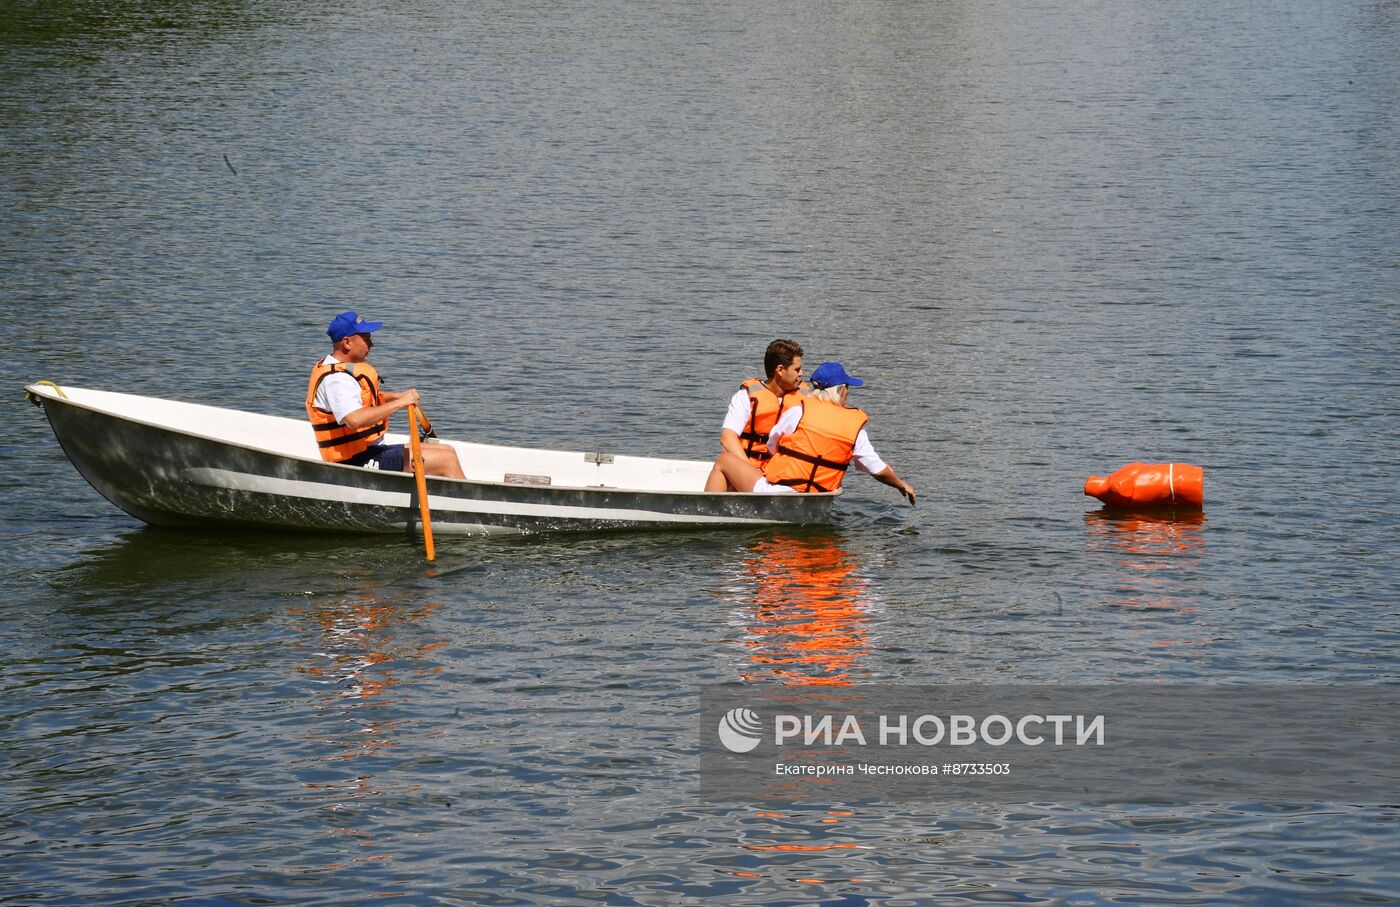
[1083,508,1206,611]
[727,532,875,687]
[736,809,869,885]
[289,580,444,803]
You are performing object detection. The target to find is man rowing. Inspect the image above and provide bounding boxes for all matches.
[305,311,465,478]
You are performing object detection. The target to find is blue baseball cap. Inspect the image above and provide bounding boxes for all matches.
[327,311,383,341]
[810,361,865,390]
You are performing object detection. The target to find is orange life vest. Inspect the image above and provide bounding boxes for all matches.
[305,359,386,462]
[738,378,806,466]
[763,397,868,493]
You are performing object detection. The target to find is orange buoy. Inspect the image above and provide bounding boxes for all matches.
[1084,461,1203,509]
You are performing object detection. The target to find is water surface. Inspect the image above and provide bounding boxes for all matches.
[3,0,1397,903]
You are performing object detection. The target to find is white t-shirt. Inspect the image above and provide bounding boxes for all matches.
[312,355,369,425]
[767,404,888,475]
[721,387,756,435]
[722,385,810,435]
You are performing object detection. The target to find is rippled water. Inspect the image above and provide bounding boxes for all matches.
[3,0,1398,903]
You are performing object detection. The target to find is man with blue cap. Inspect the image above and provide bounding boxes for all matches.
[710,361,915,504]
[305,311,465,478]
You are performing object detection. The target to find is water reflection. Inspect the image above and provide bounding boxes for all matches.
[48,526,413,596]
[290,580,445,802]
[724,531,877,687]
[1083,508,1206,611]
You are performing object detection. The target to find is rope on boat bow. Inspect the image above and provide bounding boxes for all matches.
[27,380,68,406]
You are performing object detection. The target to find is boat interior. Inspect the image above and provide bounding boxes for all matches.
[29,385,714,493]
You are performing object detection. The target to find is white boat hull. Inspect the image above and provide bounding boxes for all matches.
[28,384,835,535]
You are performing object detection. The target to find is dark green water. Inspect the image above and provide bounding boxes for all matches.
[3,0,1397,903]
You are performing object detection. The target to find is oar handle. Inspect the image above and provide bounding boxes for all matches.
[408,404,435,562]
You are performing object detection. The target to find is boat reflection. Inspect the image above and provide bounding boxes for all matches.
[1083,508,1206,611]
[725,530,877,686]
[49,526,415,598]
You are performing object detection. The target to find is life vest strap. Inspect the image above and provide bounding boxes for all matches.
[310,413,386,437]
[776,477,832,493]
[774,444,850,473]
[317,423,387,449]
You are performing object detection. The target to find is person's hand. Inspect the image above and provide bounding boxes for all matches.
[899,481,916,506]
[399,388,421,408]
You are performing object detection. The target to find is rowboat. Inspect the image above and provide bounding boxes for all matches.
[26,383,836,535]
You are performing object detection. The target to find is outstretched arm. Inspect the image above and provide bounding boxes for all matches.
[851,428,914,505]
[872,465,916,506]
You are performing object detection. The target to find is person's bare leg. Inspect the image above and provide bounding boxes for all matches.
[704,457,729,492]
[716,451,763,492]
[419,444,466,479]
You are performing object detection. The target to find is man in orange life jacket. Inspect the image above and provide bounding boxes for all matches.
[711,361,915,504]
[306,311,465,478]
[703,339,807,492]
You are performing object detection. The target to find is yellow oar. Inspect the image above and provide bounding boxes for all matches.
[408,404,435,562]
[415,408,437,439]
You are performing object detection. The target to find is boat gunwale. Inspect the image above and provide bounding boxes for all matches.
[26,384,841,501]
